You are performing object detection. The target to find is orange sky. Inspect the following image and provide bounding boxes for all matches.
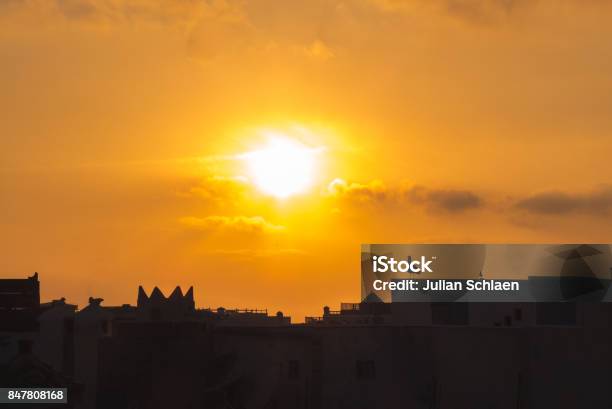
[1,0,612,321]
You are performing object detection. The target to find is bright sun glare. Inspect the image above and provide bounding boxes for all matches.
[245,137,317,198]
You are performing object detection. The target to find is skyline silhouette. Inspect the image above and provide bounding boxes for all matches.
[3,271,612,408]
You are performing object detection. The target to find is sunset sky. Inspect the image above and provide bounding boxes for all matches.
[2,0,612,320]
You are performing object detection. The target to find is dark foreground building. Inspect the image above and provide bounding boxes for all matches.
[2,274,612,408]
[0,274,82,407]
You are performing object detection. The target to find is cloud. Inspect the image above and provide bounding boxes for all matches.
[204,248,307,258]
[183,175,250,201]
[405,185,483,212]
[515,186,612,215]
[0,0,339,62]
[4,0,609,29]
[329,179,612,217]
[368,0,536,24]
[327,178,482,212]
[327,178,390,203]
[301,40,335,61]
[440,0,528,23]
[3,0,213,24]
[180,215,285,234]
[0,0,252,62]
[55,0,98,20]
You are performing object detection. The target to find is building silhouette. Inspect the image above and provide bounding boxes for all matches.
[2,273,612,408]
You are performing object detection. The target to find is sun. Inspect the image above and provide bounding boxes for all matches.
[245,137,318,198]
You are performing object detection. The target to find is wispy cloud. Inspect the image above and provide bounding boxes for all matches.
[327,178,483,213]
[180,215,285,234]
[327,178,390,203]
[181,175,250,201]
[369,0,534,24]
[405,185,483,212]
[204,247,307,258]
[515,186,612,215]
